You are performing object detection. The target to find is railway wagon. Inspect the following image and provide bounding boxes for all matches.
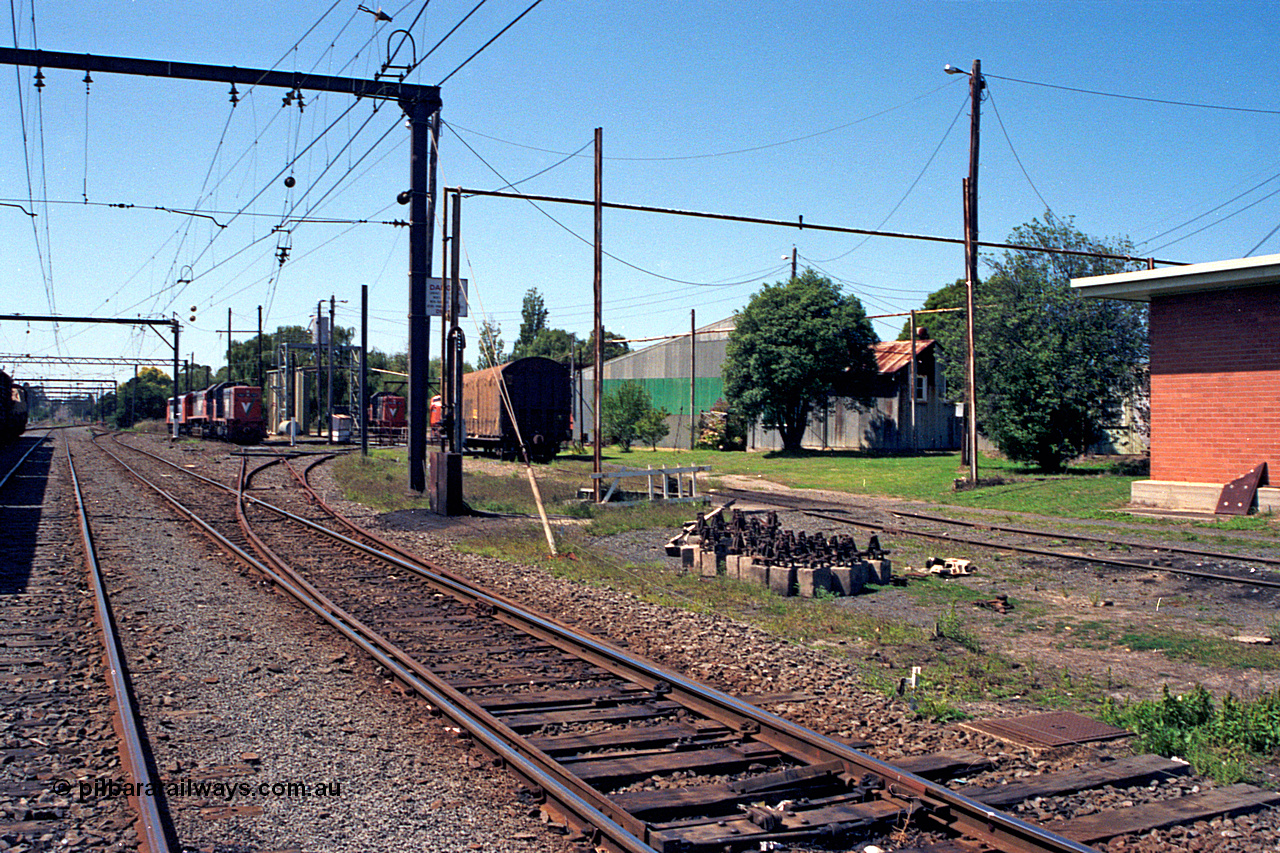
[0,370,29,444]
[461,357,570,462]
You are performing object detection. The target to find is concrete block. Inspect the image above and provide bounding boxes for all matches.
[740,558,769,588]
[829,565,865,596]
[699,549,719,577]
[768,565,796,597]
[795,566,831,598]
[681,546,696,570]
[866,558,892,585]
[724,553,742,581]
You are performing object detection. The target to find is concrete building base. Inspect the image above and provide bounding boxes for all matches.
[1130,480,1280,514]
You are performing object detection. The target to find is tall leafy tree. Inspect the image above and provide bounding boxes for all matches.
[723,270,878,452]
[971,214,1147,471]
[512,288,549,358]
[477,319,506,369]
[522,328,576,363]
[109,367,173,428]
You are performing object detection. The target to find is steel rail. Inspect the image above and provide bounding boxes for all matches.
[230,457,657,852]
[93,436,657,853]
[271,461,1099,853]
[0,431,49,492]
[889,507,1280,569]
[798,508,1280,591]
[64,442,180,853]
[104,435,1097,853]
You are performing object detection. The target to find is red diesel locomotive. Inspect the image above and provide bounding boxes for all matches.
[168,381,266,445]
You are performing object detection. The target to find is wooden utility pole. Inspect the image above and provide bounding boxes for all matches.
[226,308,232,384]
[592,127,603,501]
[948,58,983,483]
[963,179,978,482]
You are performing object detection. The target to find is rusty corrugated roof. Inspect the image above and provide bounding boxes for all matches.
[873,339,934,375]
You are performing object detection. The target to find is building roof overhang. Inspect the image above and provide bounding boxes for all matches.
[1071,253,1280,302]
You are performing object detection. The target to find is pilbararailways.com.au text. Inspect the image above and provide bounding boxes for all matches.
[53,777,344,802]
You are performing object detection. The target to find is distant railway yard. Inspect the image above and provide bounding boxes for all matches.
[4,426,1280,853]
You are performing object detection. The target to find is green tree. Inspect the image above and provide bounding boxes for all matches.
[512,288,549,359]
[636,406,671,450]
[723,270,878,452]
[111,367,173,428]
[584,328,630,364]
[972,214,1147,471]
[601,380,661,452]
[477,319,505,369]
[522,327,576,363]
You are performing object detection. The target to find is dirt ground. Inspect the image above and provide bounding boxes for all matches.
[714,475,1280,706]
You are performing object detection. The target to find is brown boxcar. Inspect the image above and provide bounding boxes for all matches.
[461,357,570,462]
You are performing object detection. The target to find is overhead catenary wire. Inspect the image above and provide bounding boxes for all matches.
[443,76,966,162]
[444,123,805,288]
[986,87,1054,216]
[437,0,545,85]
[1137,167,1280,250]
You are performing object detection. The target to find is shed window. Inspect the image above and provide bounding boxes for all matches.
[914,375,928,402]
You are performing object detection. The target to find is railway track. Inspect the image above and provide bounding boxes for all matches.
[1,431,178,853]
[712,485,1280,590]
[90,432,1280,853]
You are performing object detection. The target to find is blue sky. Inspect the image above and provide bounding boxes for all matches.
[4,0,1279,387]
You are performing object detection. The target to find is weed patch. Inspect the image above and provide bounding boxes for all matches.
[1102,685,1280,783]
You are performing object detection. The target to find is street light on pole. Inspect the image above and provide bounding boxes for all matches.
[945,59,984,484]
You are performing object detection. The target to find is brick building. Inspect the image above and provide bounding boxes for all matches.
[1073,254,1280,512]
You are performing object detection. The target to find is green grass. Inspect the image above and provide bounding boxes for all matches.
[1120,629,1280,670]
[545,447,1144,517]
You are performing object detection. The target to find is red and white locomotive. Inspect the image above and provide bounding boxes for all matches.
[168,381,266,445]
[366,391,407,445]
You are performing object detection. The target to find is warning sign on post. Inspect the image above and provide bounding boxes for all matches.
[427,278,469,318]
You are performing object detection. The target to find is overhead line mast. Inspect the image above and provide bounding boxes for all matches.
[0,48,442,489]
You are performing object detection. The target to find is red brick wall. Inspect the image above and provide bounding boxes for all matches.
[1149,284,1280,483]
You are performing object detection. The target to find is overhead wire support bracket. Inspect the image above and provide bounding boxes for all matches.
[0,47,440,112]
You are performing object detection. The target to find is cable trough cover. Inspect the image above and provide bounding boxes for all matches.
[962,711,1130,748]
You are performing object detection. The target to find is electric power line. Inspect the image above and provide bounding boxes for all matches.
[985,71,1280,116]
